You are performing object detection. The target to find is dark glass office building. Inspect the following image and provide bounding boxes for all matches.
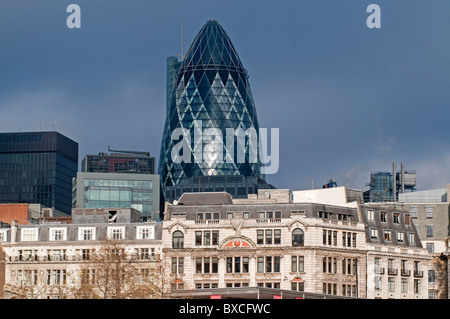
[159,20,268,203]
[82,150,155,174]
[0,131,78,215]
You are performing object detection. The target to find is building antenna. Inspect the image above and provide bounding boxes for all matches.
[180,17,184,60]
[176,17,184,61]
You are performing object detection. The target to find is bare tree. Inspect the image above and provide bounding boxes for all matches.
[65,239,168,299]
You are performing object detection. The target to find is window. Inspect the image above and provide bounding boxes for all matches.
[265,230,272,244]
[19,250,37,261]
[18,270,37,286]
[374,257,383,274]
[324,230,337,246]
[78,227,96,241]
[196,258,202,274]
[414,279,420,294]
[343,232,356,247]
[137,226,154,239]
[21,228,38,241]
[426,206,433,218]
[291,256,304,273]
[426,225,433,237]
[257,229,281,245]
[428,270,435,283]
[384,230,392,241]
[257,256,280,273]
[401,278,408,293]
[172,231,184,249]
[212,257,219,273]
[393,213,400,224]
[47,249,67,261]
[107,227,125,240]
[405,214,410,225]
[342,284,357,297]
[413,261,421,276]
[426,243,434,253]
[371,228,378,239]
[81,249,91,261]
[0,230,7,242]
[388,259,395,274]
[47,270,66,285]
[172,257,184,274]
[49,228,67,241]
[323,283,337,295]
[204,231,211,245]
[225,256,248,273]
[195,231,202,245]
[274,229,281,244]
[257,257,264,273]
[409,233,415,245]
[291,281,304,292]
[397,231,404,243]
[380,211,387,222]
[367,210,375,221]
[135,248,154,260]
[292,228,304,247]
[410,206,418,218]
[388,277,395,292]
[375,276,382,291]
[212,230,219,245]
[342,258,357,275]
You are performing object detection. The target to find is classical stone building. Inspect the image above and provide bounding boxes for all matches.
[398,185,450,299]
[162,189,430,299]
[0,188,433,299]
[0,208,162,299]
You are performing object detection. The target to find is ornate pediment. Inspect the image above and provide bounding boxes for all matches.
[286,219,309,231]
[165,221,188,234]
[219,235,256,250]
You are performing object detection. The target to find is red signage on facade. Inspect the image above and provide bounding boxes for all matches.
[210,295,222,299]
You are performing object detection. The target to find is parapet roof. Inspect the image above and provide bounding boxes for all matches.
[176,192,233,206]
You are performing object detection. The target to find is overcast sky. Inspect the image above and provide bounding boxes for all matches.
[1,0,449,193]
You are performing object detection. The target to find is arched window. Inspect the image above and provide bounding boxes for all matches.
[292,228,304,247]
[172,231,184,249]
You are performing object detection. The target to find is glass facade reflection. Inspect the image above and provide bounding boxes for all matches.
[159,20,264,195]
[73,173,160,221]
[0,132,78,215]
[82,152,155,174]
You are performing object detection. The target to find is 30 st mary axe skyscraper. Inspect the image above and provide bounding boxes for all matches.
[159,20,272,203]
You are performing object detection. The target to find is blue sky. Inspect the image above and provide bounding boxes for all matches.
[1,0,449,192]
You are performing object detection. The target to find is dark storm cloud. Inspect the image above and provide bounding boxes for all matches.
[1,0,449,192]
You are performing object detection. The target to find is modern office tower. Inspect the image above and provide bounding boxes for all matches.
[72,172,160,221]
[0,131,78,215]
[166,56,182,114]
[159,20,273,205]
[82,148,156,174]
